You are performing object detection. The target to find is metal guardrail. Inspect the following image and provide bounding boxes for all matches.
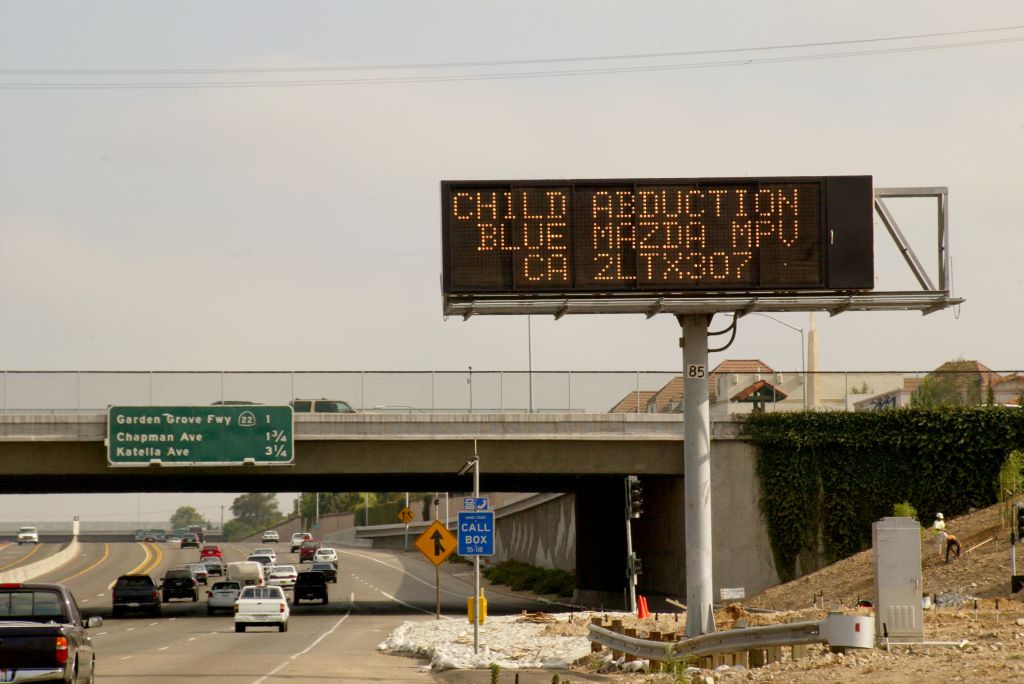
[588,613,874,660]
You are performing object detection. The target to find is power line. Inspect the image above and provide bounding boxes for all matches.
[1,23,1021,76]
[0,35,1021,90]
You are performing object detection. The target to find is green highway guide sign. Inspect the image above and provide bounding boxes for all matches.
[107,405,294,467]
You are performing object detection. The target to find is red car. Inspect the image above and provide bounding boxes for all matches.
[299,540,321,563]
[200,545,222,559]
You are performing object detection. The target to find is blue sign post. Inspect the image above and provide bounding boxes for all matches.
[457,511,494,557]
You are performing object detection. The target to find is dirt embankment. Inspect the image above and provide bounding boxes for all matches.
[581,504,1024,683]
[748,503,1015,611]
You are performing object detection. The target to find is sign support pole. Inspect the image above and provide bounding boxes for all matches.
[413,519,456,618]
[624,477,636,614]
[680,314,716,637]
[473,439,481,654]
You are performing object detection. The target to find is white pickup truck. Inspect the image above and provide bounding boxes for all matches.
[233,585,289,632]
[16,526,39,545]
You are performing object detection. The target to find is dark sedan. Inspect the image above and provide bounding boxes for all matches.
[309,561,337,583]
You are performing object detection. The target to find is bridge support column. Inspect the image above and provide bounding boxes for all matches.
[681,314,715,636]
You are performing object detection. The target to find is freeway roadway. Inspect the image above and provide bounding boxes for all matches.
[0,539,66,574]
[23,539,584,683]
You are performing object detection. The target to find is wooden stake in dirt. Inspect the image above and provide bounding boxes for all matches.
[965,537,994,554]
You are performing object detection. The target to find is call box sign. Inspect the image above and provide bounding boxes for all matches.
[457,511,495,557]
[107,405,293,466]
[441,176,873,297]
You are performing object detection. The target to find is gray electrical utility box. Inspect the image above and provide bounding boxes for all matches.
[873,516,924,642]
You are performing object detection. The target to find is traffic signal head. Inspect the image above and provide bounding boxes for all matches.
[628,476,643,519]
[630,553,643,577]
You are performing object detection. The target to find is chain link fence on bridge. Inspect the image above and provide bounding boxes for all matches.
[0,368,1019,416]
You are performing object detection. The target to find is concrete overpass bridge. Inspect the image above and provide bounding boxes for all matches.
[0,412,775,608]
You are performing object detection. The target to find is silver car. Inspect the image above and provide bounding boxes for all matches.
[252,547,277,563]
[186,563,210,585]
[206,580,241,615]
[247,554,274,571]
[266,565,298,589]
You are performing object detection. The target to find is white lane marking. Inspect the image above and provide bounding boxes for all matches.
[96,594,105,598]
[81,598,90,603]
[169,617,176,621]
[348,572,444,616]
[97,632,108,636]
[188,637,196,642]
[380,590,446,617]
[120,656,132,660]
[251,594,354,684]
[158,646,169,651]
[149,622,158,626]
[340,549,467,598]
[126,628,135,631]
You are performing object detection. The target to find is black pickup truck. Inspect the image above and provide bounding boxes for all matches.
[0,582,102,683]
[293,571,328,605]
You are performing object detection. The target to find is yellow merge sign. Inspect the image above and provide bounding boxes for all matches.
[415,520,456,566]
[397,506,415,525]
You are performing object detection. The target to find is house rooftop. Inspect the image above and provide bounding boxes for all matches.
[608,391,657,414]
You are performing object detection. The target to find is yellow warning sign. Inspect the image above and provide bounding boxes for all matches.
[415,520,456,566]
[397,506,415,525]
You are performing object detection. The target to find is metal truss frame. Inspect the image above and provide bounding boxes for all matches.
[444,187,962,319]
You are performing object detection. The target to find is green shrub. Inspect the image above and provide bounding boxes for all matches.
[485,560,576,597]
[999,450,1024,502]
[483,559,530,585]
[892,501,918,519]
[509,566,547,591]
[534,569,575,597]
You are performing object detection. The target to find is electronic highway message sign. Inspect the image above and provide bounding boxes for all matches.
[108,405,293,466]
[441,176,873,298]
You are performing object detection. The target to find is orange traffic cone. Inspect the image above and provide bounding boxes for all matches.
[637,595,650,619]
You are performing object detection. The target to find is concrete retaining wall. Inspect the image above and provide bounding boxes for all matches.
[0,539,80,583]
[493,493,575,571]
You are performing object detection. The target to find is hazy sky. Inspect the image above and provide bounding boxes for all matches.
[1,2,1022,521]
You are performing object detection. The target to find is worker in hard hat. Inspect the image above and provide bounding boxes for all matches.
[932,513,946,558]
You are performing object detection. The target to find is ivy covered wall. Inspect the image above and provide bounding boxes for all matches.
[741,408,1024,582]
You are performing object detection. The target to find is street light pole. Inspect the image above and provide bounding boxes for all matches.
[458,441,482,654]
[472,444,480,654]
[747,313,806,410]
[528,316,534,413]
